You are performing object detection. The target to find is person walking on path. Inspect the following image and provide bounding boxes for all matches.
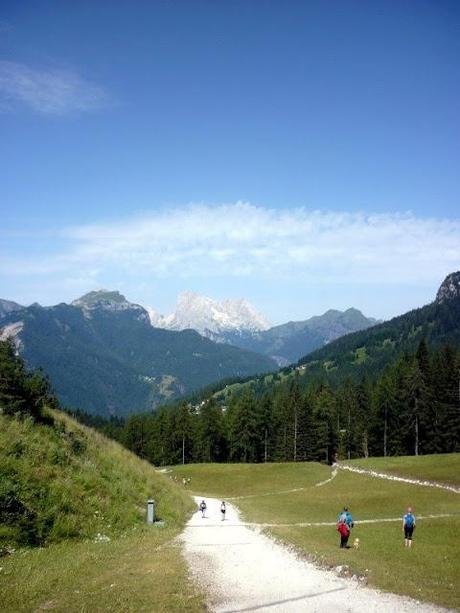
[199,500,207,518]
[221,501,226,521]
[337,506,354,548]
[402,507,416,547]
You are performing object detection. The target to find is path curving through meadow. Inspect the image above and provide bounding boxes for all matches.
[181,496,451,613]
[337,464,460,494]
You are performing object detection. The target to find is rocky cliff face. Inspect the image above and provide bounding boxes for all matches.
[148,291,271,334]
[436,272,460,303]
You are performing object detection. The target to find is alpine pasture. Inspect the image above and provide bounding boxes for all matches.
[171,453,460,610]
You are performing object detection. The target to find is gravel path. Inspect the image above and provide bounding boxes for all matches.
[181,496,450,613]
[337,464,460,494]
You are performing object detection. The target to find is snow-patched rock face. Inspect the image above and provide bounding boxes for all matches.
[436,271,460,303]
[150,291,271,334]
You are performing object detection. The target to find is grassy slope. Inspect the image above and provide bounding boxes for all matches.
[170,455,460,610]
[0,411,204,612]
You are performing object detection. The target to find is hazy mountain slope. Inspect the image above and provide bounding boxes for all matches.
[0,298,24,319]
[201,272,460,403]
[0,291,277,416]
[235,307,378,365]
[296,272,460,382]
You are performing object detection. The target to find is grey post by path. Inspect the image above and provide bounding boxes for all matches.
[147,499,155,524]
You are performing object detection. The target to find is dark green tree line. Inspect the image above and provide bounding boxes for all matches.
[72,340,460,466]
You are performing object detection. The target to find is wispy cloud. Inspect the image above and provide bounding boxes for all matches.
[2,204,459,287]
[0,61,109,115]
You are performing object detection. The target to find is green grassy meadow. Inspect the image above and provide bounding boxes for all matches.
[1,527,203,613]
[0,411,205,612]
[170,454,460,610]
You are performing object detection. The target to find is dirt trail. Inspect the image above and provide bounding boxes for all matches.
[181,496,450,613]
[337,464,460,494]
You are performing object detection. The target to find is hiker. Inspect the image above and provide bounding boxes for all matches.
[337,506,354,529]
[221,501,226,521]
[338,519,350,548]
[199,500,207,518]
[337,506,354,548]
[402,507,416,547]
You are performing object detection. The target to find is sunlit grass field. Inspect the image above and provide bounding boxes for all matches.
[1,527,204,613]
[171,454,460,609]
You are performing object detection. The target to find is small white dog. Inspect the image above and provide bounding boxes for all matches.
[353,537,360,549]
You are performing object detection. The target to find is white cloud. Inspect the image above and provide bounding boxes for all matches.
[1,204,459,288]
[0,61,109,115]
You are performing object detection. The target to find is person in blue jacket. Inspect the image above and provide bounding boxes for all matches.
[337,506,354,529]
[336,506,354,548]
[402,507,416,548]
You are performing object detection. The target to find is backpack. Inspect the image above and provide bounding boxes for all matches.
[338,522,349,537]
[405,513,414,528]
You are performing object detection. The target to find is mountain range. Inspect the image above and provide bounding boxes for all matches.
[146,291,378,365]
[147,291,271,334]
[0,291,276,416]
[0,289,377,416]
[207,271,460,404]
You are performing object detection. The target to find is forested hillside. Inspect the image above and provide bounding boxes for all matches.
[92,273,460,466]
[213,307,378,366]
[171,272,460,408]
[296,276,460,382]
[0,339,194,549]
[88,340,459,466]
[0,291,276,416]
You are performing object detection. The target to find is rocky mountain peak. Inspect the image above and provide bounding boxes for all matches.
[150,291,271,334]
[0,299,24,319]
[435,272,460,304]
[71,290,148,320]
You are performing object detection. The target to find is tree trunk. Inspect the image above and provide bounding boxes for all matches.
[383,407,387,457]
[283,424,287,461]
[347,404,351,460]
[415,406,419,456]
[293,408,298,462]
[182,435,185,465]
[264,428,268,463]
[362,431,369,458]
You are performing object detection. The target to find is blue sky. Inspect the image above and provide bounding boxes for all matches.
[1,1,459,323]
